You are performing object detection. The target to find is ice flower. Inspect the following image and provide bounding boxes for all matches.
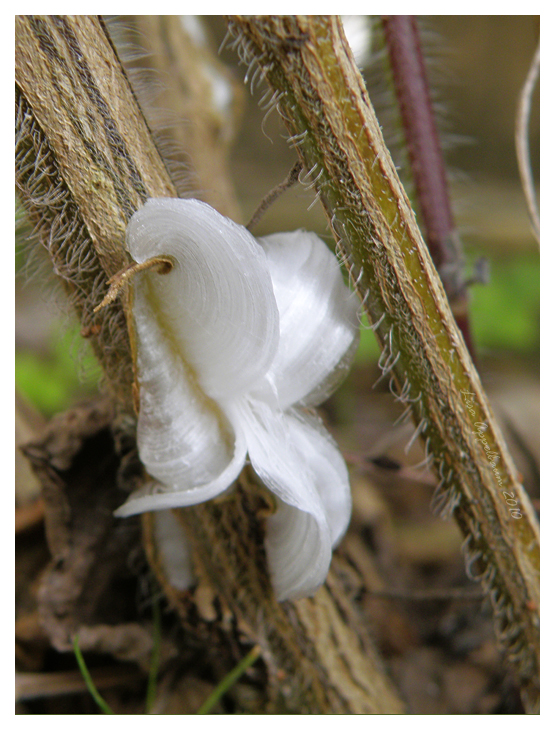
[115,198,359,600]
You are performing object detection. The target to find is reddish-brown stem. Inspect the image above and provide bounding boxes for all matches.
[381,15,475,356]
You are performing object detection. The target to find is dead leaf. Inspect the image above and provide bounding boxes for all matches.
[22,399,145,655]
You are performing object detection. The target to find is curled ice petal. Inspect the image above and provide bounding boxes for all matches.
[283,408,352,547]
[127,198,280,400]
[233,398,351,600]
[266,500,331,601]
[114,277,247,518]
[257,230,359,409]
[116,198,358,601]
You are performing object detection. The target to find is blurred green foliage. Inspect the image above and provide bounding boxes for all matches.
[355,249,539,364]
[15,325,102,416]
[468,251,539,353]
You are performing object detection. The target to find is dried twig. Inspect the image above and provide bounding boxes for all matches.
[15,666,143,703]
[515,41,540,245]
[246,161,302,230]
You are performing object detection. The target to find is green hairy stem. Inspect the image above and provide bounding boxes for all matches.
[227,15,539,713]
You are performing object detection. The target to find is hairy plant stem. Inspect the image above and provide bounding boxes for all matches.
[227,15,539,713]
[16,15,404,714]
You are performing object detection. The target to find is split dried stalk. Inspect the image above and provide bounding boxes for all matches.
[16,15,404,714]
[227,15,539,712]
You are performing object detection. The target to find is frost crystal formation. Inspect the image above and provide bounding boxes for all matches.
[116,198,359,600]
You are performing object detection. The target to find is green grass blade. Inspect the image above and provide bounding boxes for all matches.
[72,634,114,715]
[197,645,261,715]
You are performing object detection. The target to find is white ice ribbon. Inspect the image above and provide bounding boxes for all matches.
[116,198,359,601]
